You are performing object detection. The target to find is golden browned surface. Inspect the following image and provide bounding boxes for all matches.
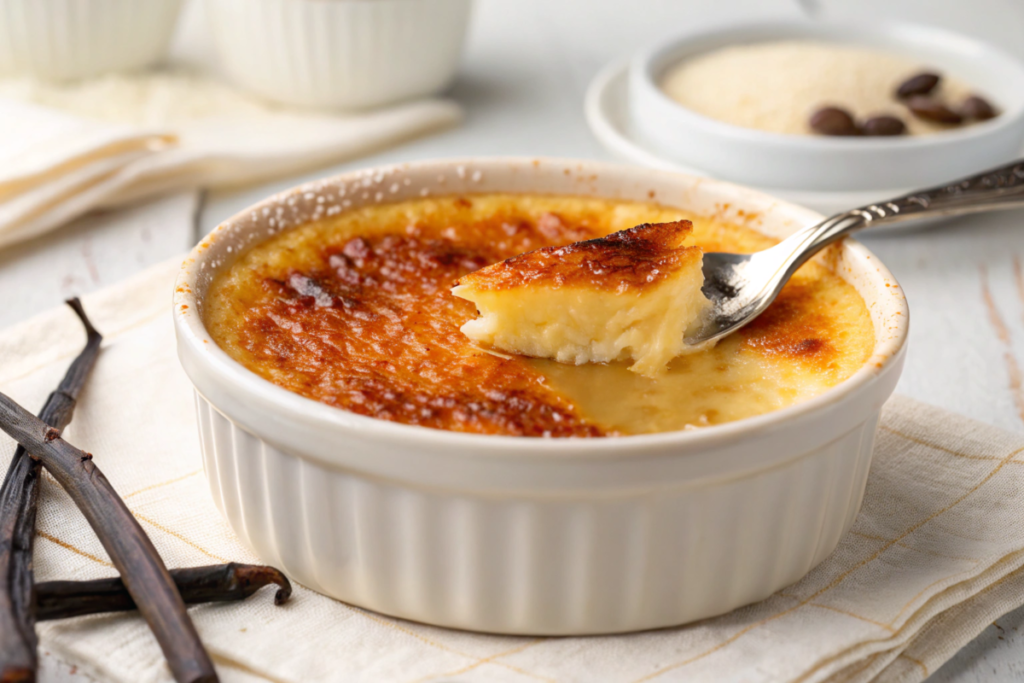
[456,220,701,293]
[204,194,875,436]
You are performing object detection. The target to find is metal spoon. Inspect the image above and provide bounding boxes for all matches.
[686,159,1024,346]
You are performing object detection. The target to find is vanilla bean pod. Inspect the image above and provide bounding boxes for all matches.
[0,298,102,683]
[35,563,291,621]
[0,392,217,683]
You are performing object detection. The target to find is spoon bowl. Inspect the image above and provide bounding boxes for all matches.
[686,159,1024,346]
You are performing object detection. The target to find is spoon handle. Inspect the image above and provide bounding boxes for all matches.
[857,158,1024,224]
[776,158,1024,273]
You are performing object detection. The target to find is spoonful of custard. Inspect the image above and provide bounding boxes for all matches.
[452,220,709,377]
[455,160,1024,374]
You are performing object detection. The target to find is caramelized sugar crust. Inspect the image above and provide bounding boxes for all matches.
[208,199,608,436]
[742,281,834,359]
[456,220,700,293]
[203,194,874,436]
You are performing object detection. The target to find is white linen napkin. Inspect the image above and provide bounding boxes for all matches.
[0,76,461,250]
[1,259,1022,683]
[0,99,175,244]
[0,99,173,199]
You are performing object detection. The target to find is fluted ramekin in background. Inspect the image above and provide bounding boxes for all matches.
[206,0,473,109]
[0,0,184,80]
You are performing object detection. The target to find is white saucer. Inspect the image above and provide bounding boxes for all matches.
[584,59,919,220]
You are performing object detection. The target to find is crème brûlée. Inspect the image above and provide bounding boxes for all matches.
[452,220,710,378]
[203,194,875,437]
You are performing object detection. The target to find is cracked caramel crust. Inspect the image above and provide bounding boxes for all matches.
[456,220,700,293]
[213,203,608,437]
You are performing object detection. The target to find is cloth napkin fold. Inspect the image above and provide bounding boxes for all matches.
[1,259,1023,683]
[0,88,460,250]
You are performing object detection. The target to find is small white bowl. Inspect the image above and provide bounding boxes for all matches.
[630,20,1024,193]
[0,0,184,80]
[585,59,909,218]
[174,158,908,635]
[206,0,473,110]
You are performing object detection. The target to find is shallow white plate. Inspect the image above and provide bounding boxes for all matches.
[584,59,986,225]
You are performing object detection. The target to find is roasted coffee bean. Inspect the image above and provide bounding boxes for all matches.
[862,115,907,136]
[809,106,859,136]
[961,95,998,121]
[896,72,940,99]
[906,97,962,124]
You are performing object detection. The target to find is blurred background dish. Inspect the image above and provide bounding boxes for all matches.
[0,0,466,251]
[206,0,474,109]
[593,19,1024,212]
[0,0,184,80]
[586,58,902,216]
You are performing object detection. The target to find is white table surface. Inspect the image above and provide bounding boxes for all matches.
[6,0,1024,680]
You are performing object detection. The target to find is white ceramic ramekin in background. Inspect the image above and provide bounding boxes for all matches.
[173,158,909,635]
[0,0,184,80]
[206,0,473,109]
[629,20,1024,193]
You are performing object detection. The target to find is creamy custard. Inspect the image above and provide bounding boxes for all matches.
[452,220,710,377]
[662,41,976,136]
[203,194,874,436]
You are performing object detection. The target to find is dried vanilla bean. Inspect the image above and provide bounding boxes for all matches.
[35,563,291,621]
[0,298,102,683]
[0,391,217,683]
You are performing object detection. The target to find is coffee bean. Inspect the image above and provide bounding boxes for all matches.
[809,106,859,136]
[862,115,907,136]
[896,72,940,99]
[961,95,998,121]
[906,97,962,125]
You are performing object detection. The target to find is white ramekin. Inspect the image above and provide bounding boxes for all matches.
[173,158,909,635]
[0,0,183,80]
[206,0,473,109]
[630,20,1024,193]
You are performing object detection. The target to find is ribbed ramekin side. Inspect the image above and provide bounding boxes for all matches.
[817,414,879,560]
[194,393,222,512]
[194,392,878,634]
[207,0,472,109]
[0,0,181,79]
